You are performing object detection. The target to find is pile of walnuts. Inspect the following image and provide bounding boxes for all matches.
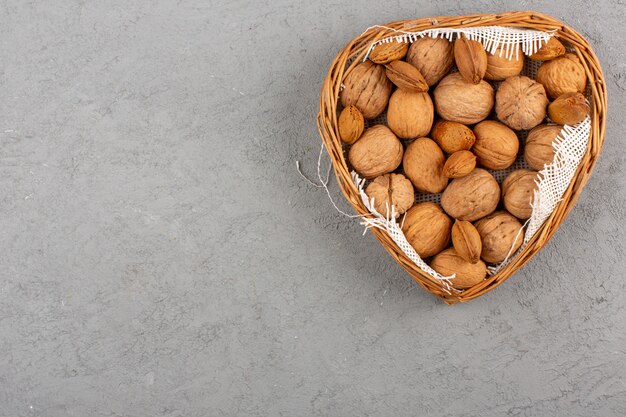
[338,35,589,289]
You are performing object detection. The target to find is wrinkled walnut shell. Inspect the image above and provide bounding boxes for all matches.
[485,44,524,81]
[536,53,587,100]
[403,137,448,194]
[406,37,454,86]
[430,248,487,289]
[348,125,403,179]
[475,211,524,264]
[365,173,414,218]
[472,120,519,170]
[524,124,563,170]
[441,168,500,222]
[402,202,452,258]
[387,89,434,139]
[502,169,540,220]
[434,73,494,124]
[340,61,392,119]
[496,75,548,130]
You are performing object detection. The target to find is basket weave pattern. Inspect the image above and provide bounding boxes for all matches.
[316,12,607,304]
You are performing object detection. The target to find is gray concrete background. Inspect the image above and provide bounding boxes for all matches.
[0,1,624,416]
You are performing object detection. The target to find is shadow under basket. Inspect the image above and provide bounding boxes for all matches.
[316,11,607,304]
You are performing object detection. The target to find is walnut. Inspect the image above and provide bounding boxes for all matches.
[340,61,392,119]
[401,202,452,258]
[348,125,403,179]
[536,53,587,99]
[403,137,448,194]
[475,211,524,263]
[434,73,494,124]
[387,89,434,139]
[365,173,414,218]
[502,169,540,219]
[496,75,548,130]
[472,120,519,170]
[430,248,487,289]
[524,124,563,170]
[485,44,524,81]
[440,168,500,221]
[406,37,454,86]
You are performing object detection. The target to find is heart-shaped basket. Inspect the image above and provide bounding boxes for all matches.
[316,11,607,304]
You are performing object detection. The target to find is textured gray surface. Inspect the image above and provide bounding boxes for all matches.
[0,1,625,416]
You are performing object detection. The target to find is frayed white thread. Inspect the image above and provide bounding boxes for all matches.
[295,143,361,218]
[362,25,555,61]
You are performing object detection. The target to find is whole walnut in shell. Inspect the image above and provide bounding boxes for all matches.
[441,168,500,222]
[406,37,454,86]
[403,137,448,194]
[524,124,563,170]
[430,248,487,289]
[496,75,548,130]
[502,169,539,220]
[434,73,494,124]
[387,89,434,139]
[401,202,452,258]
[472,120,519,170]
[536,53,587,99]
[340,61,392,119]
[475,211,524,263]
[485,45,524,81]
[365,173,414,218]
[348,125,403,179]
[431,120,476,154]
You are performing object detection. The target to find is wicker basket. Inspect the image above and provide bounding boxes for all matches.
[316,11,607,304]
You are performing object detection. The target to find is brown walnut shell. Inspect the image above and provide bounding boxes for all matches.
[338,105,364,144]
[472,120,519,170]
[548,92,590,125]
[434,73,494,124]
[524,124,563,170]
[496,75,548,130]
[401,202,452,258]
[485,44,524,81]
[475,211,524,264]
[502,169,540,220]
[403,137,448,194]
[451,220,482,264]
[365,173,414,218]
[348,125,403,179]
[442,151,476,178]
[454,36,488,84]
[441,168,500,222]
[431,120,476,154]
[370,41,409,64]
[406,37,454,86]
[340,61,392,119]
[387,89,434,139]
[536,54,587,100]
[430,248,487,289]
[385,60,428,93]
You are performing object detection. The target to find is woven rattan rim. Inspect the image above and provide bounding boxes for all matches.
[316,11,607,304]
